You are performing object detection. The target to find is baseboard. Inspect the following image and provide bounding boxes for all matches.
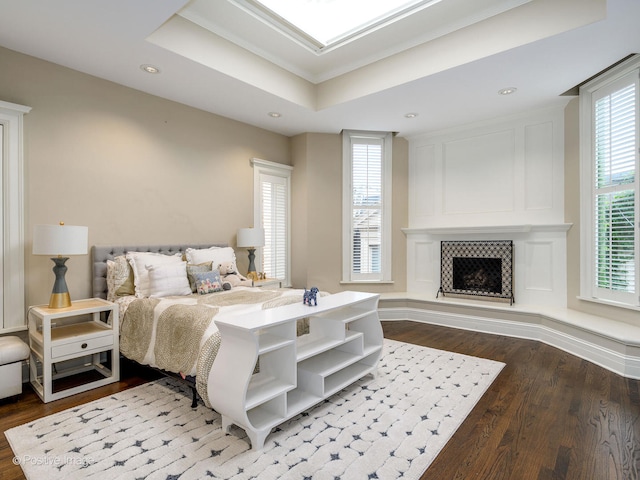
[378,306,640,379]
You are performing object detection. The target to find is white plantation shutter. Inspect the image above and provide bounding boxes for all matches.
[0,101,29,332]
[261,174,287,280]
[251,158,292,287]
[343,131,392,282]
[591,71,639,304]
[352,139,382,278]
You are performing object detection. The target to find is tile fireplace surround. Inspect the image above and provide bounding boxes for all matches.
[438,240,514,304]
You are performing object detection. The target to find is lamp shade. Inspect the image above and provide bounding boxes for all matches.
[33,224,88,256]
[237,227,265,248]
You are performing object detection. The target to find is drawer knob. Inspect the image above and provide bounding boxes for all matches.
[81,343,88,349]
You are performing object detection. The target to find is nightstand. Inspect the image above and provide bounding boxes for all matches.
[252,278,282,288]
[28,298,119,403]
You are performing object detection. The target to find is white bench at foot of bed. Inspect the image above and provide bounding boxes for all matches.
[207,291,383,451]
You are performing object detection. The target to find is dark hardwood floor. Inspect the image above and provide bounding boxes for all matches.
[1,320,639,479]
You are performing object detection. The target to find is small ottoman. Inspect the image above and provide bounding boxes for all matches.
[0,336,29,400]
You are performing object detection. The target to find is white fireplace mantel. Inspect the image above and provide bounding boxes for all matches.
[404,223,572,308]
[402,223,572,236]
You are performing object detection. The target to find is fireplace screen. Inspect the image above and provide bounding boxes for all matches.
[438,240,514,304]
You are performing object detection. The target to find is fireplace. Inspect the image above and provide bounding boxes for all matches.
[438,240,514,304]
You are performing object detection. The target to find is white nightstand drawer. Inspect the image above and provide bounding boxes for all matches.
[51,334,113,359]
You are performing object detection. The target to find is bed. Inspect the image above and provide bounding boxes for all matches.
[92,244,311,408]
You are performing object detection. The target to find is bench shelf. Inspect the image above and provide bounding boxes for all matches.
[208,291,382,451]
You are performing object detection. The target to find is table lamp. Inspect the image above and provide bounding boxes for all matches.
[33,222,88,308]
[237,227,265,281]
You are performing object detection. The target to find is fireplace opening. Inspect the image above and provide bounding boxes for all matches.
[438,240,514,304]
[452,257,502,294]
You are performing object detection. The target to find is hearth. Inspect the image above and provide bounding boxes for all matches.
[438,240,514,304]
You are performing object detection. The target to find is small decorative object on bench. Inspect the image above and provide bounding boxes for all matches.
[303,287,319,306]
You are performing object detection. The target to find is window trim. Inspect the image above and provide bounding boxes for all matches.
[251,157,293,287]
[0,100,30,333]
[579,55,640,307]
[342,130,393,283]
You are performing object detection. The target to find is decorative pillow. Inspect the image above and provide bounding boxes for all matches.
[185,247,238,271]
[106,256,134,302]
[126,251,183,298]
[194,269,224,295]
[146,261,192,298]
[186,262,213,292]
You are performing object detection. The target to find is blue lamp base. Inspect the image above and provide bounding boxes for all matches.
[246,248,259,281]
[48,257,72,308]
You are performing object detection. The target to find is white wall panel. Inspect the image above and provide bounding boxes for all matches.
[406,237,438,293]
[415,241,435,283]
[408,106,565,228]
[524,122,554,211]
[410,143,436,219]
[524,241,553,291]
[443,130,515,214]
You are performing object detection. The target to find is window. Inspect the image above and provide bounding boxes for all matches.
[0,100,30,333]
[342,131,392,283]
[236,0,430,50]
[580,56,639,307]
[251,158,292,287]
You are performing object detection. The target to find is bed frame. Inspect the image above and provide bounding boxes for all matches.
[91,243,228,407]
[92,243,227,300]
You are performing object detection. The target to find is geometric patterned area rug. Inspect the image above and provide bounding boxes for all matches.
[5,339,504,480]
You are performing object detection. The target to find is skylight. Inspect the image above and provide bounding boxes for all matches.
[232,0,442,52]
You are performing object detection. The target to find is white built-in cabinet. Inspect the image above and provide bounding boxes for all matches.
[208,291,383,451]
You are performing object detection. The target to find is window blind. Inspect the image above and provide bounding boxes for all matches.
[593,78,637,296]
[260,173,288,280]
[351,138,383,278]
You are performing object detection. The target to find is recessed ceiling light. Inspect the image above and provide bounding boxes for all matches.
[268,112,282,118]
[405,113,419,118]
[498,87,517,95]
[140,64,160,74]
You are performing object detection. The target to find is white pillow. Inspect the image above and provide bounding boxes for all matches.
[126,251,183,298]
[147,261,192,298]
[185,246,238,270]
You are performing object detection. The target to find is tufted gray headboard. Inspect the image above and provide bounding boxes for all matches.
[92,243,227,299]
